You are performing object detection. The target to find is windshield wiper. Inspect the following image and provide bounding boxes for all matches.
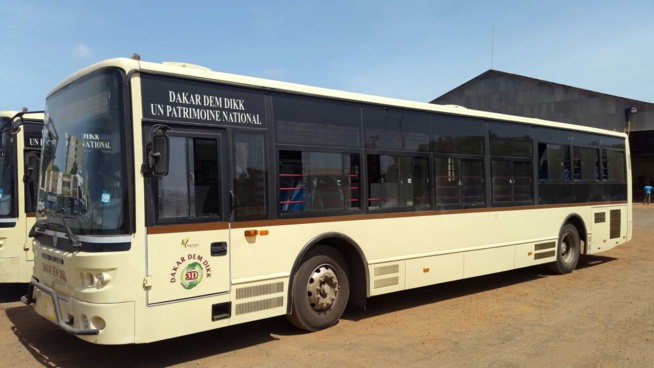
[43,213,82,249]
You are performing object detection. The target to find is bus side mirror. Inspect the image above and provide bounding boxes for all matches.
[150,127,170,176]
[24,152,40,183]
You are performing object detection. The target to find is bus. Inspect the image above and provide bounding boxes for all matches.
[22,57,631,344]
[0,110,42,283]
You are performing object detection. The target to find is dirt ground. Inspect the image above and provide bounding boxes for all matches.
[1,206,653,368]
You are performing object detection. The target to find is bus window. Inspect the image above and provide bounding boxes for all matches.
[432,115,485,155]
[539,143,570,181]
[491,160,533,205]
[279,150,360,214]
[604,149,626,182]
[489,122,533,157]
[233,133,268,221]
[435,157,484,208]
[574,146,600,181]
[362,106,430,152]
[367,154,429,209]
[0,130,15,217]
[155,135,222,223]
[274,94,361,148]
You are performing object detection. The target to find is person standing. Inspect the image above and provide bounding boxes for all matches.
[644,183,653,205]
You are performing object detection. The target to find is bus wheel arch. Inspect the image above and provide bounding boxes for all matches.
[562,214,588,254]
[287,233,368,331]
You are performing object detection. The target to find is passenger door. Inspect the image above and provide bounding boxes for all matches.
[23,151,40,262]
[145,126,230,304]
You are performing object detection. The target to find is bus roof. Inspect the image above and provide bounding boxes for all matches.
[48,57,626,139]
[0,110,44,120]
[0,111,19,118]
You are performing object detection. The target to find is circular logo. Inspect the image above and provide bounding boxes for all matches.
[180,262,204,290]
[101,191,111,204]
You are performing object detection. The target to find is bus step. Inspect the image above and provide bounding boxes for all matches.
[212,302,231,321]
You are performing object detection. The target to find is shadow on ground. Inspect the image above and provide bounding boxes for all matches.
[4,253,617,367]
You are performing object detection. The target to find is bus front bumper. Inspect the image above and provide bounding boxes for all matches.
[22,279,100,335]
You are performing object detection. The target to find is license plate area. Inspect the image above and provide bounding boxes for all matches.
[42,294,57,322]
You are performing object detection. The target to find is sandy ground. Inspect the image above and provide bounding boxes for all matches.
[1,205,653,368]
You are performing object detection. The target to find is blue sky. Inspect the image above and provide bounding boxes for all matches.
[1,0,653,112]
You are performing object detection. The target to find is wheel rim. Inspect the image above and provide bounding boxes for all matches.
[306,264,340,312]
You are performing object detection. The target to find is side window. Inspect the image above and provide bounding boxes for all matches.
[279,150,360,214]
[23,151,40,213]
[362,106,430,151]
[602,149,628,201]
[538,143,574,204]
[538,143,570,181]
[274,94,361,148]
[574,146,601,181]
[604,149,626,182]
[233,133,268,221]
[23,123,43,214]
[434,157,484,208]
[491,160,533,205]
[489,122,533,157]
[367,154,429,209]
[490,122,533,206]
[432,115,485,155]
[0,129,16,217]
[155,135,222,224]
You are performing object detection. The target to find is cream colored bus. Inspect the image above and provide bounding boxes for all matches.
[0,110,42,283]
[22,57,631,344]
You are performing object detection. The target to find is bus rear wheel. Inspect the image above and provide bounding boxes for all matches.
[547,224,580,274]
[288,246,350,331]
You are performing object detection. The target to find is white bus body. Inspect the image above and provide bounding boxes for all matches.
[24,58,631,344]
[0,110,42,283]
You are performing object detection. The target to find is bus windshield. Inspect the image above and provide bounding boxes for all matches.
[0,118,16,217]
[37,69,128,235]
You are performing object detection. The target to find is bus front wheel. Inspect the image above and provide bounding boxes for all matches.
[288,246,350,331]
[547,224,580,274]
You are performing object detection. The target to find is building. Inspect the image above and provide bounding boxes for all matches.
[431,70,654,199]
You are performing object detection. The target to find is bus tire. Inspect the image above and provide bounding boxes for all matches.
[288,245,350,331]
[547,224,580,274]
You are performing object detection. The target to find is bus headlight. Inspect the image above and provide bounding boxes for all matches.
[96,272,111,286]
[91,316,106,330]
[83,272,95,287]
[82,272,112,288]
[81,314,90,329]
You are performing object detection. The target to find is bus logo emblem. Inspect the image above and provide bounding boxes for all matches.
[169,254,212,288]
[180,262,204,290]
[186,270,199,281]
[181,237,199,248]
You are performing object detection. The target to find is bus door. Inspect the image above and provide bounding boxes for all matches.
[23,122,43,263]
[145,126,230,305]
[23,150,40,262]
